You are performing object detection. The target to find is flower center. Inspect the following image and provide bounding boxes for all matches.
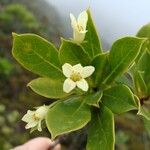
[77,24,84,32]
[70,72,82,81]
[33,113,40,121]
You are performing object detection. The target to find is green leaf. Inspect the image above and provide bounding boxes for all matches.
[136,23,150,62]
[136,24,150,90]
[102,37,146,84]
[137,23,150,39]
[12,33,63,79]
[82,9,102,59]
[87,105,115,150]
[136,96,150,120]
[84,91,103,107]
[135,51,150,94]
[115,73,133,90]
[46,97,91,139]
[137,105,150,120]
[133,71,147,98]
[91,52,110,86]
[28,77,70,99]
[101,85,137,114]
[137,23,150,53]
[59,39,91,65]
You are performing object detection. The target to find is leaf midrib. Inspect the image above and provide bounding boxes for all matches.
[16,37,62,73]
[102,45,139,84]
[103,93,136,108]
[60,40,91,63]
[87,11,101,57]
[97,113,108,149]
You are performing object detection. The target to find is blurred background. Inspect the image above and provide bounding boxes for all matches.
[0,0,150,149]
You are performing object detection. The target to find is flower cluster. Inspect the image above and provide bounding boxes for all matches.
[22,10,93,132]
[22,105,49,131]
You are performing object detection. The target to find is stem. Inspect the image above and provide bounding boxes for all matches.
[140,95,150,105]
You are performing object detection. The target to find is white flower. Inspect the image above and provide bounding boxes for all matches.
[62,63,95,93]
[70,11,88,43]
[22,105,49,132]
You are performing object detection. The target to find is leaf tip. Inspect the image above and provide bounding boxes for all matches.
[12,32,19,38]
[27,82,31,87]
[60,37,65,42]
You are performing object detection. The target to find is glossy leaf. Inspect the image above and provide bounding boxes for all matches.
[135,51,150,94]
[12,33,63,79]
[137,23,150,50]
[137,105,150,121]
[102,37,145,84]
[137,23,150,40]
[46,97,91,139]
[136,23,150,64]
[82,9,102,59]
[136,96,150,120]
[102,85,137,114]
[87,105,115,150]
[133,71,147,98]
[28,77,70,99]
[115,73,133,90]
[84,91,103,107]
[91,53,110,86]
[59,39,91,65]
[135,24,150,94]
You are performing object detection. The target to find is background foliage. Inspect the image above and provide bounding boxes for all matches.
[0,0,61,149]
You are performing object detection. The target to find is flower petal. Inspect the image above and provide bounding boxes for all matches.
[73,64,83,73]
[76,79,88,91]
[37,121,42,132]
[81,66,95,78]
[62,63,73,77]
[70,13,78,30]
[22,110,35,122]
[63,78,76,93]
[73,30,86,43]
[78,11,88,30]
[25,121,38,129]
[36,105,49,119]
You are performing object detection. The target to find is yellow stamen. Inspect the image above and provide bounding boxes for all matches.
[70,72,82,81]
[77,24,84,32]
[33,113,40,121]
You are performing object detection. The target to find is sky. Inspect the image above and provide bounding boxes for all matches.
[46,0,150,49]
